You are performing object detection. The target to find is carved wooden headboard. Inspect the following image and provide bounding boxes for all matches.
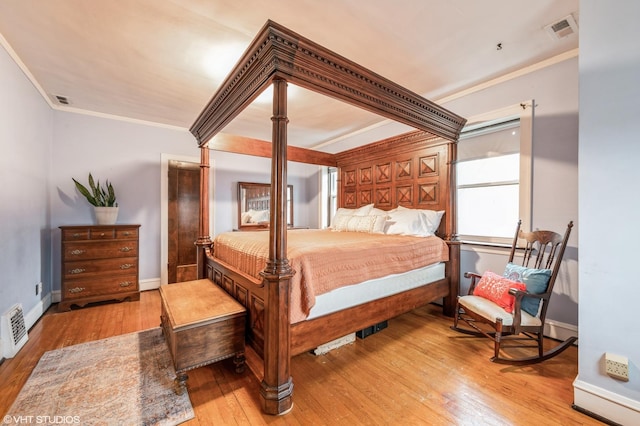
[335,130,455,239]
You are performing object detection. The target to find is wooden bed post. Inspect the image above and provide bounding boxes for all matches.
[196,146,212,279]
[259,78,294,415]
[444,140,459,316]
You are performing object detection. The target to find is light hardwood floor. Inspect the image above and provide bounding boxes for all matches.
[0,290,602,425]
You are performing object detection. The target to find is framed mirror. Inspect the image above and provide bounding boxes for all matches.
[238,182,293,230]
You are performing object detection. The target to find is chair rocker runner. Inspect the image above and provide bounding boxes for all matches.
[451,220,576,364]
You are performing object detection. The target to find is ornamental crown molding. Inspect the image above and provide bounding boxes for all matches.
[190,20,466,146]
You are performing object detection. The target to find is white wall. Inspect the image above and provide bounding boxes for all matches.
[442,57,580,331]
[209,151,320,234]
[2,33,323,335]
[50,112,199,290]
[574,1,640,423]
[0,43,53,353]
[50,111,322,293]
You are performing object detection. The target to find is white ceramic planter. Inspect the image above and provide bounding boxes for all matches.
[94,206,119,225]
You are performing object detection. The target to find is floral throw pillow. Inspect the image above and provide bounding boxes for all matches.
[473,271,527,313]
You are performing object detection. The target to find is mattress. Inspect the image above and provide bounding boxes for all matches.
[213,229,449,322]
[307,262,445,320]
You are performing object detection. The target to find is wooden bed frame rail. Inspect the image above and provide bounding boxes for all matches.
[205,253,454,358]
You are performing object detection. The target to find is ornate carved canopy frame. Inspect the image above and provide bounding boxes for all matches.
[190,20,466,415]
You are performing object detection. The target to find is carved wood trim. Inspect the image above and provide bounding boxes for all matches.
[337,131,452,236]
[190,20,466,145]
[335,130,446,166]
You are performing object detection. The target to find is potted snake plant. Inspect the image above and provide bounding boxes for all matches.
[72,173,119,224]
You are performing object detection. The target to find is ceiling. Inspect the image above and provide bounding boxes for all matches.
[0,0,579,153]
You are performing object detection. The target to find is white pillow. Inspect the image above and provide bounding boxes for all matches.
[368,207,390,234]
[353,204,374,216]
[333,214,387,233]
[330,204,374,229]
[251,209,270,223]
[385,208,430,236]
[395,206,444,235]
[369,207,387,216]
[425,210,445,234]
[241,211,252,224]
[332,212,352,230]
[330,208,353,229]
[344,215,376,233]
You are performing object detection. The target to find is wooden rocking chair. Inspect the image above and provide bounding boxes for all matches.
[451,220,576,364]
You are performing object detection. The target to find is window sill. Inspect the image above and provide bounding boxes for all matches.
[460,240,519,256]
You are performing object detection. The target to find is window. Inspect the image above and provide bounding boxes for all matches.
[319,166,338,228]
[456,102,533,244]
[328,166,338,224]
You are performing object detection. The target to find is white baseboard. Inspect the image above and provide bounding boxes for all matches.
[544,318,578,342]
[1,294,52,359]
[574,377,640,425]
[140,277,160,291]
[25,293,52,331]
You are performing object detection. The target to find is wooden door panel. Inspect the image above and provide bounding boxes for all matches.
[168,161,200,283]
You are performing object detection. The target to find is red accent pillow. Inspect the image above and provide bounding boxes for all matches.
[473,271,527,313]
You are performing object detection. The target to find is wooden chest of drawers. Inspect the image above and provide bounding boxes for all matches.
[159,279,246,393]
[59,224,141,311]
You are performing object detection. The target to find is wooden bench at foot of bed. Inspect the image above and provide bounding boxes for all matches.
[160,279,247,394]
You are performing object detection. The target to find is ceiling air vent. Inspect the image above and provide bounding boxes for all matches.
[544,14,579,40]
[54,95,70,105]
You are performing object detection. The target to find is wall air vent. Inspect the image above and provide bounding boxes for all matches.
[1,304,29,358]
[544,14,579,40]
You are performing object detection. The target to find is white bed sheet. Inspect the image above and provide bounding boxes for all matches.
[306,262,446,320]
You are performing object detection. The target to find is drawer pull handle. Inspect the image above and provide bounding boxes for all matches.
[120,263,134,270]
[123,232,131,236]
[100,232,105,237]
[120,281,132,287]
[69,287,85,294]
[69,268,86,274]
[70,249,86,256]
[120,246,132,252]
[72,233,81,238]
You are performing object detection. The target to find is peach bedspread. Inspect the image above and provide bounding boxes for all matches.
[213,229,449,322]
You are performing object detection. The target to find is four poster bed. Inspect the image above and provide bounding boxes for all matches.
[189,20,466,414]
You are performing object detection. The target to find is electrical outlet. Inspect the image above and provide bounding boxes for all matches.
[605,353,629,382]
[35,282,42,296]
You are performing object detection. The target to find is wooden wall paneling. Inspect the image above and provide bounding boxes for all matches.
[396,185,413,206]
[375,162,392,184]
[359,166,372,185]
[337,133,451,215]
[375,187,392,208]
[396,158,413,180]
